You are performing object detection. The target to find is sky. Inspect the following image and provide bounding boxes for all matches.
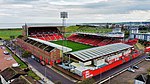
[0,0,150,23]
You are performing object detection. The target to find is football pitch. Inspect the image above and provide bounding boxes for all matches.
[51,40,93,52]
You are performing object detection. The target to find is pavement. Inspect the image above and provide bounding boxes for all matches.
[46,65,77,82]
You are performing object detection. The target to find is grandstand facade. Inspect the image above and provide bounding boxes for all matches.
[67,32,123,46]
[22,24,64,41]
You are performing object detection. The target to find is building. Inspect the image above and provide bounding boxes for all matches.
[0,67,26,84]
[11,75,38,84]
[57,43,140,79]
[15,24,72,65]
[15,37,72,65]
[130,27,139,34]
[134,73,150,84]
[130,33,150,41]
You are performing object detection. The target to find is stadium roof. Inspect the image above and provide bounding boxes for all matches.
[23,23,64,28]
[76,32,106,37]
[28,37,72,53]
[76,32,124,38]
[70,43,132,62]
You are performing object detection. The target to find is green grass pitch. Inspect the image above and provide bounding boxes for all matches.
[51,40,93,52]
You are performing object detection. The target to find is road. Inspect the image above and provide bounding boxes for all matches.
[93,54,146,83]
[26,58,74,84]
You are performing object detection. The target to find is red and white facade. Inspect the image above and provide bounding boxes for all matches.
[69,43,140,79]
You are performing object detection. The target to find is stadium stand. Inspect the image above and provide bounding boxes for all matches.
[67,34,122,46]
[28,26,63,41]
[124,38,138,45]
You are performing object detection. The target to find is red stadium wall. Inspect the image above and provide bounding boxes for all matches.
[82,60,123,79]
[15,38,61,65]
[145,46,150,52]
[82,51,140,79]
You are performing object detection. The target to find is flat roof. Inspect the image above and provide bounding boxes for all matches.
[70,43,132,61]
[28,37,72,53]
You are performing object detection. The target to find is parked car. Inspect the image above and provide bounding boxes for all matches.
[11,47,15,50]
[12,63,20,67]
[132,65,139,69]
[145,57,150,61]
[3,51,9,55]
[127,67,135,73]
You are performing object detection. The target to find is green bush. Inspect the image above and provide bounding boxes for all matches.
[27,70,40,80]
[22,51,31,58]
[78,78,95,84]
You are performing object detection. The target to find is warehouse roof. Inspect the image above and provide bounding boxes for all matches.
[70,43,132,62]
[28,37,72,53]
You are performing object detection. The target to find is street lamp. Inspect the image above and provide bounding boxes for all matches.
[45,67,47,77]
[60,12,68,62]
[44,67,47,83]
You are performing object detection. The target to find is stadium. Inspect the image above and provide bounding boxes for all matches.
[15,24,140,80]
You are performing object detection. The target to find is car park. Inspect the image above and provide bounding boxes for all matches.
[127,67,135,73]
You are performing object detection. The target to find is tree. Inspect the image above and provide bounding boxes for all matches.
[10,35,15,39]
[17,35,23,38]
[22,51,31,58]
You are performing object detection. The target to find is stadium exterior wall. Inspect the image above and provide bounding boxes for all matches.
[82,52,140,79]
[15,38,61,65]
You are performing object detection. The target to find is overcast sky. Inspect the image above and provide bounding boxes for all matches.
[0,0,150,23]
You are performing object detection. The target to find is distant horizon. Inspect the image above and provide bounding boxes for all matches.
[0,20,150,24]
[0,21,150,29]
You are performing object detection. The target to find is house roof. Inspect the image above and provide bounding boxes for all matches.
[28,37,72,53]
[10,75,37,84]
[0,67,26,81]
[70,43,132,62]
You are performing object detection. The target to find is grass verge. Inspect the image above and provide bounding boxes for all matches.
[27,70,41,80]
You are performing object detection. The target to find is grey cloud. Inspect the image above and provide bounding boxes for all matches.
[0,0,150,23]
[2,0,39,4]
